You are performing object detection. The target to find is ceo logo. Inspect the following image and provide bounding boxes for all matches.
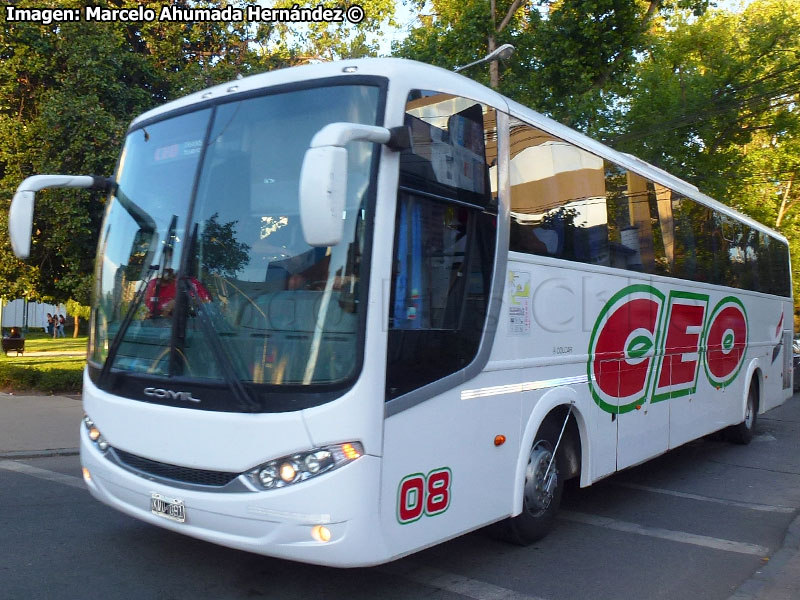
[588,285,747,414]
[143,387,201,403]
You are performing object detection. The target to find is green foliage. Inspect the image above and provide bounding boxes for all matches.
[394,0,710,129]
[0,1,396,305]
[65,298,90,321]
[0,355,84,393]
[608,0,800,315]
[270,0,397,59]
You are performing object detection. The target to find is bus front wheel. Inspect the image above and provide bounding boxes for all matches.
[504,420,565,544]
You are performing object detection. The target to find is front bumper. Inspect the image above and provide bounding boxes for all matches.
[80,427,389,567]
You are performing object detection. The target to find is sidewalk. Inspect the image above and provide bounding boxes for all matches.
[0,392,83,458]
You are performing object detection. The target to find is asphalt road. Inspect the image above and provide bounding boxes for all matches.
[2,396,800,600]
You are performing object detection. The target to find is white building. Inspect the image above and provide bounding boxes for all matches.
[0,299,68,331]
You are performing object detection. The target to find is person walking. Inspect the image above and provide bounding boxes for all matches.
[56,314,66,338]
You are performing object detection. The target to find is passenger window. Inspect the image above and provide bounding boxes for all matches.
[605,163,671,276]
[387,91,497,400]
[400,90,497,212]
[508,118,609,265]
[503,120,792,297]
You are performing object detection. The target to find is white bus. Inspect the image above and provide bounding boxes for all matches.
[9,58,793,567]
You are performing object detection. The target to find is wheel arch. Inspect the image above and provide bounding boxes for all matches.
[742,358,762,421]
[512,387,588,517]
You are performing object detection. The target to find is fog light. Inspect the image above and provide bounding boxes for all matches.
[82,467,91,482]
[311,525,331,543]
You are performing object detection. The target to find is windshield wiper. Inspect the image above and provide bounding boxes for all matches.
[99,214,178,385]
[98,263,157,386]
[180,276,260,412]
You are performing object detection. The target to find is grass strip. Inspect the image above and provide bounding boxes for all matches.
[0,333,87,393]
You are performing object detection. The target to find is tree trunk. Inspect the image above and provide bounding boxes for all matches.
[73,314,79,338]
[776,173,794,228]
[489,0,499,89]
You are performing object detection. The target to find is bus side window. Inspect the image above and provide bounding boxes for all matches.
[386,91,497,401]
[508,118,609,266]
[605,164,671,276]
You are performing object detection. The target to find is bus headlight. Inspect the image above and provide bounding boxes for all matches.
[247,442,363,490]
[83,415,110,454]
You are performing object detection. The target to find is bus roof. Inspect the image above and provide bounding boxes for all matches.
[130,57,787,246]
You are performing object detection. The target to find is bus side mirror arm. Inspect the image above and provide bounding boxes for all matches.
[9,175,113,259]
[300,123,405,247]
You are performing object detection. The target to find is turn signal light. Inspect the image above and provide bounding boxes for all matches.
[341,443,361,461]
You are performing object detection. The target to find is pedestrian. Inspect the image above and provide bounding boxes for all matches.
[46,313,54,336]
[57,314,66,338]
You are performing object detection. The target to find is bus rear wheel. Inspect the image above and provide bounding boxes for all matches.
[727,381,758,445]
[504,421,564,545]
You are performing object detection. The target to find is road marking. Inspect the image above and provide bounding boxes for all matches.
[3,459,546,600]
[381,563,549,600]
[0,460,85,490]
[560,511,769,556]
[616,482,795,514]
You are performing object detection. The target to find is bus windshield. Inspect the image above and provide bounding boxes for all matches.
[89,83,381,411]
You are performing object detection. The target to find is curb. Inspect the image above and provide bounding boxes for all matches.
[727,510,800,600]
[0,448,80,459]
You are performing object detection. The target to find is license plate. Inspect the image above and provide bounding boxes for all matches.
[150,492,186,523]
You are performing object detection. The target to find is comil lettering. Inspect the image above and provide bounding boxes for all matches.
[587,285,747,414]
[143,387,201,403]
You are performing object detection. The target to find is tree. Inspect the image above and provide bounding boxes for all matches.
[268,0,398,60]
[395,0,709,130]
[65,298,90,338]
[607,0,800,313]
[200,213,251,278]
[0,0,401,312]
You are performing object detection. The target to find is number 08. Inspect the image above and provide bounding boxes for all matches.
[397,468,451,524]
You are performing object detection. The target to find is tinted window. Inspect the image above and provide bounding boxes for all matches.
[605,163,671,276]
[505,119,790,297]
[388,92,497,400]
[508,119,608,265]
[400,91,496,212]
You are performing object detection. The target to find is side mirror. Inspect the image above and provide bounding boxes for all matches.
[8,175,111,258]
[299,123,392,247]
[8,190,35,259]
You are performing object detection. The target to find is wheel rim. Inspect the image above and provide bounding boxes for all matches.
[744,391,755,429]
[523,441,557,517]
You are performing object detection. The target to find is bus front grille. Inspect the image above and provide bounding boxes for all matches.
[112,448,240,488]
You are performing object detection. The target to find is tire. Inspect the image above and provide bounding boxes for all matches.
[728,381,758,445]
[502,420,565,545]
